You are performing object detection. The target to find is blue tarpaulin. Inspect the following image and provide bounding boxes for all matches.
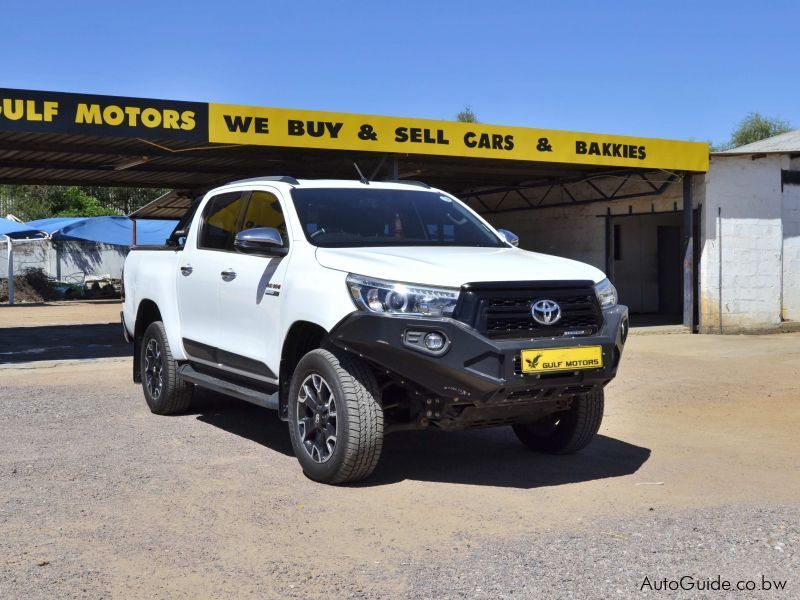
[0,218,46,239]
[25,216,178,246]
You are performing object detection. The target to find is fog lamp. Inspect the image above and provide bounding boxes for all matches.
[424,332,446,351]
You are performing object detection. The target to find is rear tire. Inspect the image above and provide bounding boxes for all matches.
[140,321,193,415]
[512,389,604,454]
[288,349,383,484]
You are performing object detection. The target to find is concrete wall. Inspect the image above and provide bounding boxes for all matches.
[487,181,687,270]
[698,155,787,333]
[781,156,800,321]
[0,239,127,282]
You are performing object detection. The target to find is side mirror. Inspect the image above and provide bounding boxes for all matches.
[171,227,188,248]
[234,227,288,256]
[498,229,519,247]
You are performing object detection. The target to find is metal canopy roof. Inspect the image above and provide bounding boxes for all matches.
[0,87,709,212]
[0,129,624,191]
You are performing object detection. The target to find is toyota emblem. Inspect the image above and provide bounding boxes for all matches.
[531,299,561,325]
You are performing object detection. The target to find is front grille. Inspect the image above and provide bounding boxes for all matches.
[453,280,604,340]
[485,292,599,338]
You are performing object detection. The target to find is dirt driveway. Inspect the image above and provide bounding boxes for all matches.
[1,319,798,597]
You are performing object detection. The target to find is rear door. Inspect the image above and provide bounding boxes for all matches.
[216,188,292,381]
[176,190,248,360]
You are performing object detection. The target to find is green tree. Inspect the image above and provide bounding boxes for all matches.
[0,185,163,221]
[719,112,793,150]
[52,188,119,218]
[0,185,52,221]
[456,106,478,123]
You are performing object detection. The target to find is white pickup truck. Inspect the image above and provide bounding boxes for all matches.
[122,177,628,483]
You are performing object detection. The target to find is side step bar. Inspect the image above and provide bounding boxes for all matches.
[178,364,279,411]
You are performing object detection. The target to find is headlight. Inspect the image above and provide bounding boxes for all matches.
[594,278,618,309]
[346,274,459,317]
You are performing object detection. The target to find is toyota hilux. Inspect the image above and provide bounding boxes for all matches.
[122,177,628,483]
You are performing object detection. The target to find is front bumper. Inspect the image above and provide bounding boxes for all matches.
[329,305,628,403]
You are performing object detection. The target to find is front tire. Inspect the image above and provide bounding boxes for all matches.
[512,389,604,454]
[288,349,383,484]
[140,321,193,415]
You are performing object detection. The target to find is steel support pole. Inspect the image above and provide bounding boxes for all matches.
[4,235,13,305]
[682,174,694,331]
[604,208,614,282]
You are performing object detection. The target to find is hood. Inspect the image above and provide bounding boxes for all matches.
[315,246,605,288]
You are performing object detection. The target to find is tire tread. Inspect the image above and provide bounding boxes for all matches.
[324,349,383,483]
[557,389,604,454]
[288,349,383,484]
[513,389,603,454]
[141,321,192,415]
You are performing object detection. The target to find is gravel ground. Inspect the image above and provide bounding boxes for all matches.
[1,330,799,598]
[403,505,798,599]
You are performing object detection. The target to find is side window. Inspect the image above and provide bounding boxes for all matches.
[198,191,247,251]
[239,190,288,246]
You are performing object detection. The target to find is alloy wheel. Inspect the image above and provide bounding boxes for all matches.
[144,338,164,399]
[296,373,338,463]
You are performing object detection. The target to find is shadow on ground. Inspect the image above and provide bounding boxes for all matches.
[370,429,650,488]
[190,388,650,489]
[0,323,129,363]
[191,388,295,456]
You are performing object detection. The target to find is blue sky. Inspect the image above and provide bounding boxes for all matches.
[1,0,797,145]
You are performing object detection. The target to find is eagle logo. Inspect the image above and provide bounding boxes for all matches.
[526,353,543,369]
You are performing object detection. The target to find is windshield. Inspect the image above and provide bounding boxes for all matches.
[290,187,505,248]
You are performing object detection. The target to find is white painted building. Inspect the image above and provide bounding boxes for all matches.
[479,130,800,333]
[698,147,799,332]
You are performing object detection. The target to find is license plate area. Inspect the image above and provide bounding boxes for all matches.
[520,346,603,374]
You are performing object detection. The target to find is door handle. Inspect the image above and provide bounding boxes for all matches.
[221,269,237,281]
[180,264,193,276]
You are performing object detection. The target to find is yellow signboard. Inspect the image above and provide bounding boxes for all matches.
[209,103,709,172]
[0,88,206,142]
[0,88,709,172]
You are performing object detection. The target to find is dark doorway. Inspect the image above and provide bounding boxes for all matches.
[657,225,682,315]
[610,211,683,325]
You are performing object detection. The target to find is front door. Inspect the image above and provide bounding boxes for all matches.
[216,188,292,381]
[176,190,248,359]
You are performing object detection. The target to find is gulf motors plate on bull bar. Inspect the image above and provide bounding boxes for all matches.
[520,346,603,373]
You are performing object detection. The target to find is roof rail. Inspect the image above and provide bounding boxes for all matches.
[229,175,300,185]
[384,179,431,189]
